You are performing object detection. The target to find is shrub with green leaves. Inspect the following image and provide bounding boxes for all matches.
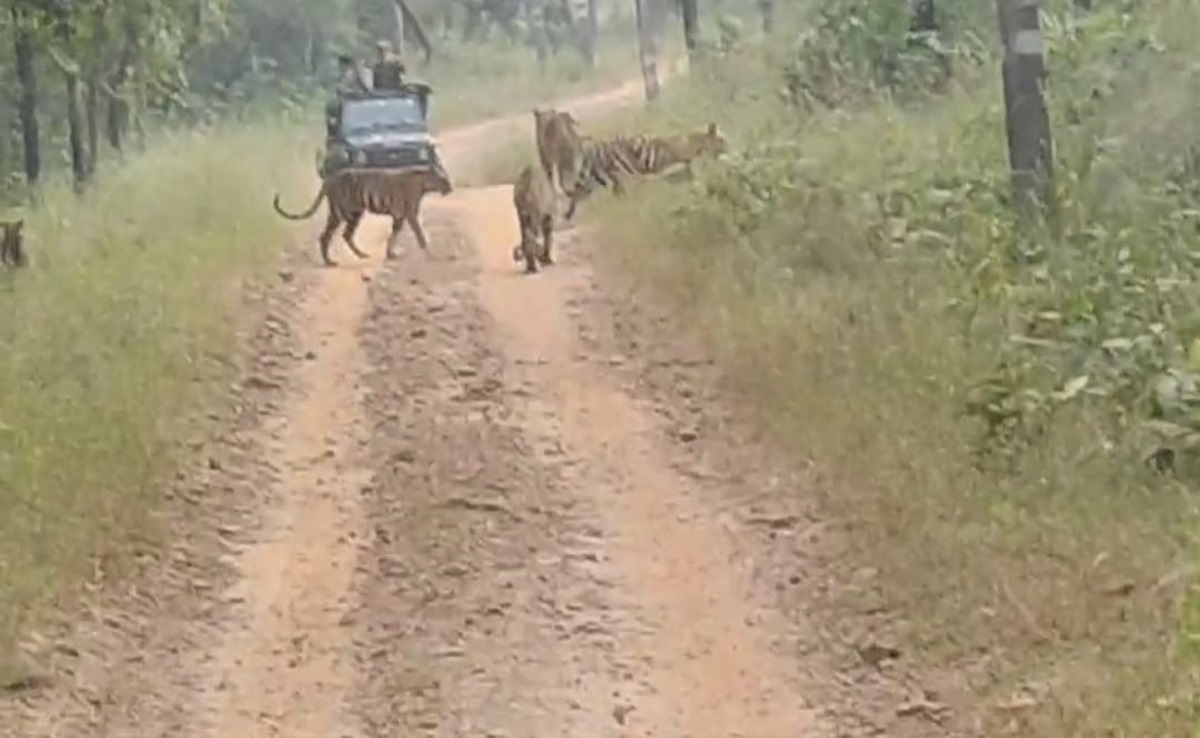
[596,0,1200,731]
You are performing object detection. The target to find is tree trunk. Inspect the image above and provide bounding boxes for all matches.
[634,0,660,102]
[86,78,99,173]
[393,0,434,63]
[758,0,773,34]
[13,8,41,186]
[61,58,88,190]
[584,0,598,65]
[84,0,109,176]
[106,26,137,153]
[679,0,698,61]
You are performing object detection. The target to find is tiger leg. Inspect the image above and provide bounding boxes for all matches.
[537,213,554,266]
[385,216,406,260]
[514,206,539,274]
[520,221,540,274]
[408,207,432,254]
[342,209,370,260]
[610,172,627,196]
[564,186,586,221]
[318,209,343,267]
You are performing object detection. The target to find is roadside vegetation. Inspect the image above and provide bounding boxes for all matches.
[0,0,641,682]
[593,0,1200,732]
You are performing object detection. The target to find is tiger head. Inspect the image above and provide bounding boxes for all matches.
[533,108,581,144]
[689,122,728,159]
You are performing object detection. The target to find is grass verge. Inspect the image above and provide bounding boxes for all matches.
[428,34,647,128]
[589,4,1200,734]
[0,42,640,680]
[0,119,310,680]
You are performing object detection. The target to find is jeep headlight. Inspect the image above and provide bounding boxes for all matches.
[416,146,429,162]
[351,149,367,166]
[331,147,350,164]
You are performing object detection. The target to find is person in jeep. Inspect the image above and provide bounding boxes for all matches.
[370,40,406,91]
[336,52,370,96]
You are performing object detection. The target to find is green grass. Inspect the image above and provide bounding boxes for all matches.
[426,33,648,129]
[588,3,1200,733]
[0,120,310,679]
[0,40,641,681]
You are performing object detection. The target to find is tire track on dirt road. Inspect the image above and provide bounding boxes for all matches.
[0,78,686,738]
[450,186,833,736]
[2,70,927,738]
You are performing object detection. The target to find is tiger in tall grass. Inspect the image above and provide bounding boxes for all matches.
[563,121,728,221]
[509,162,557,274]
[0,218,26,268]
[272,168,451,266]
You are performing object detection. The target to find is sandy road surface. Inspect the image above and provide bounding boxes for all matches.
[0,79,941,738]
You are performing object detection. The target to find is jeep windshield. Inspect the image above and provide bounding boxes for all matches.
[340,96,424,135]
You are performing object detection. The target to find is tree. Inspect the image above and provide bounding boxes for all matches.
[11,5,41,187]
[634,0,659,101]
[678,0,698,62]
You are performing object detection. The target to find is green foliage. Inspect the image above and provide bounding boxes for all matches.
[592,0,1200,731]
[782,0,990,107]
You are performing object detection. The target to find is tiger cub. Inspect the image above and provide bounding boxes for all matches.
[510,162,557,274]
[1,219,27,268]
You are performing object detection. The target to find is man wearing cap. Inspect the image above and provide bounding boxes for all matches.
[336,53,371,95]
[370,40,406,91]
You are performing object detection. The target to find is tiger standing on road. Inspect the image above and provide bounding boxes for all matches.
[272,168,451,266]
[510,162,557,274]
[563,121,729,221]
[533,107,583,199]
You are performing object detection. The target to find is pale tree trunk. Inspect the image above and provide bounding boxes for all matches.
[634,0,659,101]
[758,0,773,34]
[586,0,598,63]
[13,7,41,186]
[679,0,698,61]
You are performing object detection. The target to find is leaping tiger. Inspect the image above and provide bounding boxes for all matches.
[564,121,728,221]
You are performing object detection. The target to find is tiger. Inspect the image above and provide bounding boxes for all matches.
[509,162,557,274]
[0,218,26,268]
[563,121,729,222]
[272,167,451,266]
[533,107,583,198]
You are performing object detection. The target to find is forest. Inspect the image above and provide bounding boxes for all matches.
[0,0,663,200]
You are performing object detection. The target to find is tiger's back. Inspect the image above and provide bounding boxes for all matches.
[510,162,557,274]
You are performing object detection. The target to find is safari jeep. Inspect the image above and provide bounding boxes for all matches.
[319,83,444,181]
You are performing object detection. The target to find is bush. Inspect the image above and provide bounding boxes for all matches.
[593,0,1200,732]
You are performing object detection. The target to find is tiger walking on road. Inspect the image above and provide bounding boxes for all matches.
[272,168,451,266]
[510,162,557,274]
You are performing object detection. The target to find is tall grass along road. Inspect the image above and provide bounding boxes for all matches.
[583,1,1200,735]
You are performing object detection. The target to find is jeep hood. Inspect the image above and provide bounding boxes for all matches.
[342,129,430,149]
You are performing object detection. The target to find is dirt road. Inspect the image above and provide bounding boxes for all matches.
[1,82,933,738]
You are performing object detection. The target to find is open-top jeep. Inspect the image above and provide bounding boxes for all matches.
[320,82,446,182]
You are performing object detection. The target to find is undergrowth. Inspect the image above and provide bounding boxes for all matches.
[0,41,632,682]
[593,0,1200,733]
